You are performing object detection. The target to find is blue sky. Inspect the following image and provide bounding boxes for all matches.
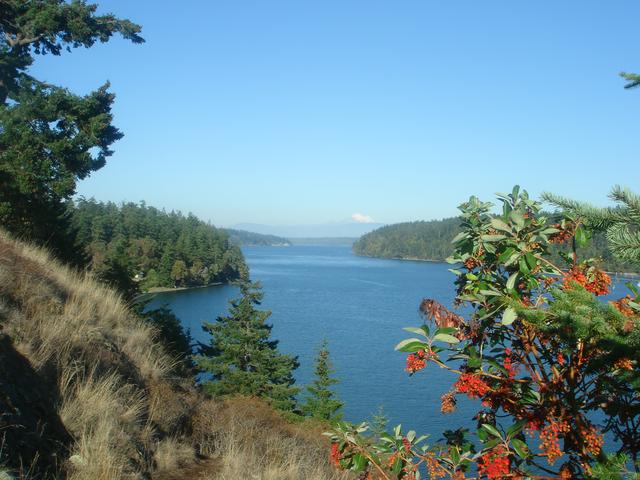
[32,1,639,227]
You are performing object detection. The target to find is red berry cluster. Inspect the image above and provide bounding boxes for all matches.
[563,266,611,296]
[503,348,517,379]
[454,373,490,399]
[477,445,510,479]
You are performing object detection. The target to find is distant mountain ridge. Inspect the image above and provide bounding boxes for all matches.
[224,229,292,246]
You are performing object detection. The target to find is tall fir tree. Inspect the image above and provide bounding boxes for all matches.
[301,339,343,421]
[195,281,299,412]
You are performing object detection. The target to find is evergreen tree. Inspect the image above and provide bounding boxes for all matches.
[301,339,343,421]
[195,281,299,412]
[369,405,389,440]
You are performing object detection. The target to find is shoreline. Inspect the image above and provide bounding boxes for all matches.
[352,252,640,279]
[144,282,225,295]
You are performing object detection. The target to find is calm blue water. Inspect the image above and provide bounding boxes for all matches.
[148,245,634,441]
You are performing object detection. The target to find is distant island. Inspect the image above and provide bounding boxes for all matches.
[289,237,357,246]
[353,217,639,274]
[224,229,292,247]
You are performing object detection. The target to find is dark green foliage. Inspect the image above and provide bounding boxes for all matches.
[72,199,248,292]
[195,281,299,412]
[224,229,291,247]
[301,340,343,421]
[0,1,142,259]
[353,218,461,261]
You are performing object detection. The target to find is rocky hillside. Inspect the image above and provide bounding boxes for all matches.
[0,230,345,480]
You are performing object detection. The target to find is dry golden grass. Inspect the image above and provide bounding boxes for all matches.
[0,231,349,480]
[192,397,349,480]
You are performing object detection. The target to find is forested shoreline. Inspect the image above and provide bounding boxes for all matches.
[353,216,640,274]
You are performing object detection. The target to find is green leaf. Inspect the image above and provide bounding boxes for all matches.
[392,456,403,474]
[525,252,537,270]
[451,232,468,243]
[506,420,526,439]
[481,423,502,439]
[433,333,460,344]
[501,307,517,325]
[511,438,530,458]
[352,453,367,471]
[510,210,525,230]
[394,338,428,352]
[518,257,531,274]
[490,218,512,233]
[403,326,429,338]
[498,247,517,264]
[506,272,518,291]
[481,234,507,242]
[435,327,458,335]
[575,226,588,248]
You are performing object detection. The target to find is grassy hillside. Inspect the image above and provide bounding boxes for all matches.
[0,230,346,480]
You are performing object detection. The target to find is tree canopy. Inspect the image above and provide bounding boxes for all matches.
[0,1,142,258]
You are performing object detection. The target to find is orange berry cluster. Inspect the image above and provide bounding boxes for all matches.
[549,223,574,244]
[563,266,611,296]
[614,357,634,370]
[454,373,490,399]
[611,296,636,317]
[580,425,604,456]
[330,442,341,467]
[440,391,457,414]
[477,445,510,479]
[464,257,479,270]
[406,349,434,373]
[425,455,447,479]
[540,420,570,465]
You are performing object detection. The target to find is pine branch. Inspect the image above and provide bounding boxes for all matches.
[609,185,640,223]
[541,192,620,230]
[606,224,640,265]
[620,72,640,89]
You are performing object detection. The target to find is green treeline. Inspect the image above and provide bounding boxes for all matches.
[72,199,248,293]
[224,229,291,246]
[353,218,461,261]
[353,217,639,273]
